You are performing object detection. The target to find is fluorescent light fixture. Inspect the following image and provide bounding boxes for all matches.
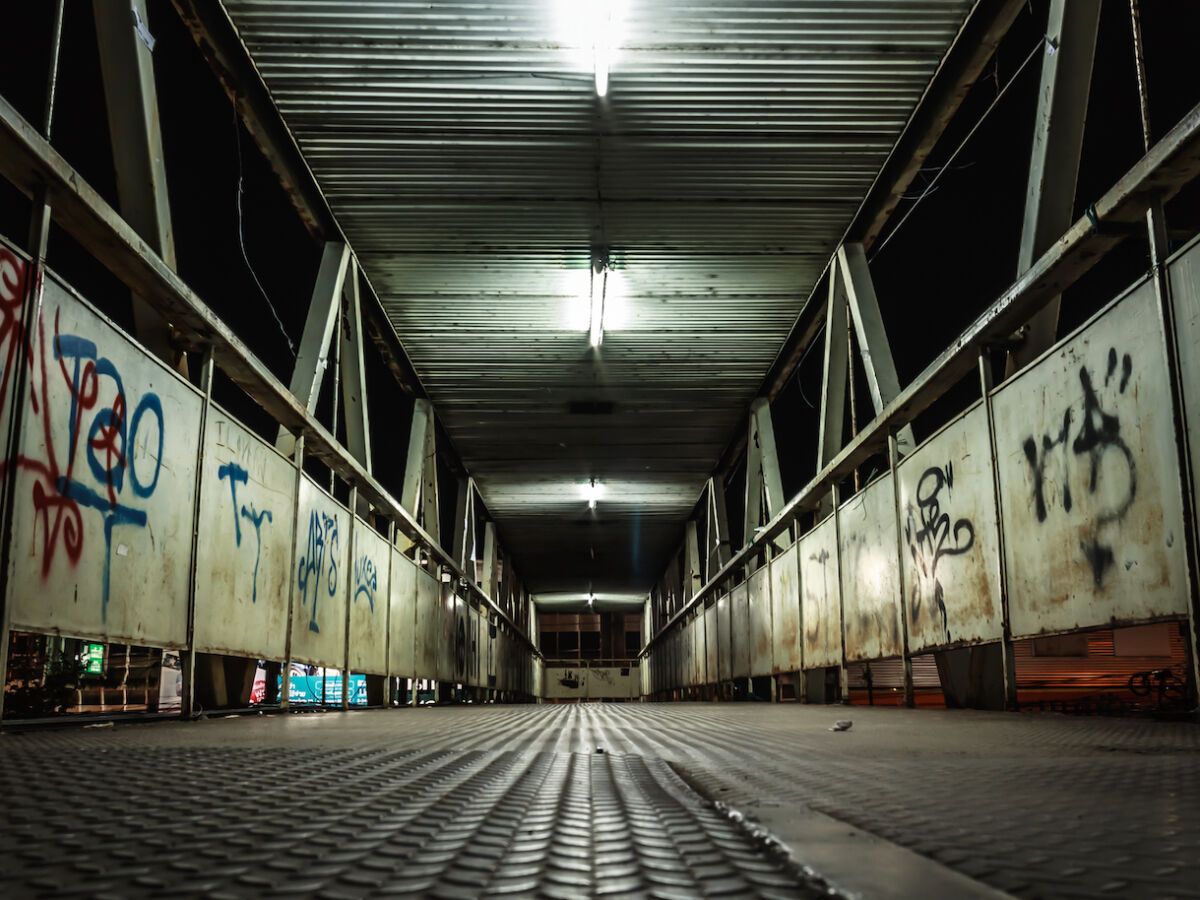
[554,1,626,98]
[592,2,614,97]
[589,265,606,347]
[581,478,604,510]
[587,593,595,609]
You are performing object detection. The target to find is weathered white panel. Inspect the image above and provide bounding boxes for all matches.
[388,549,416,677]
[290,476,350,668]
[414,566,439,678]
[993,281,1188,637]
[748,564,773,677]
[704,603,717,683]
[468,604,484,688]
[348,519,390,675]
[1168,237,1200,567]
[545,665,587,699]
[731,582,751,679]
[692,613,705,685]
[584,665,639,699]
[487,613,497,685]
[897,403,1003,652]
[437,582,457,683]
[0,244,28,502]
[682,620,693,687]
[839,474,903,662]
[770,544,802,673]
[450,590,469,685]
[7,276,202,647]
[801,514,842,669]
[193,406,295,660]
[716,590,732,682]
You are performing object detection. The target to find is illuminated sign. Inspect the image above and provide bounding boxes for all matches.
[81,643,105,675]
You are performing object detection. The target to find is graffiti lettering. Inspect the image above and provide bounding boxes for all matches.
[353,554,378,612]
[217,461,274,604]
[0,254,166,623]
[1021,347,1136,585]
[904,463,975,642]
[297,510,339,632]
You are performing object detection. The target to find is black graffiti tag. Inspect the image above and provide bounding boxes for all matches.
[904,463,975,642]
[1022,348,1136,585]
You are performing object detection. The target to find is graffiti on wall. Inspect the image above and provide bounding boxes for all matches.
[353,553,378,612]
[803,548,833,649]
[0,249,166,622]
[297,509,339,632]
[904,463,975,642]
[217,461,274,604]
[1021,347,1137,586]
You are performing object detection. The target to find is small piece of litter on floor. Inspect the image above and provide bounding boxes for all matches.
[829,720,853,732]
[84,722,113,729]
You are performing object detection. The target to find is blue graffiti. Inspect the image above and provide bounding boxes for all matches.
[50,332,163,622]
[297,510,339,632]
[353,555,378,612]
[56,477,147,624]
[241,504,272,604]
[218,461,275,605]
[217,462,249,544]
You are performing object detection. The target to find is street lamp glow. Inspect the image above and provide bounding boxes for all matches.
[555,1,626,98]
[581,478,604,509]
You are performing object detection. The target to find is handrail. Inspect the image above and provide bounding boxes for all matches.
[642,96,1200,656]
[0,93,540,657]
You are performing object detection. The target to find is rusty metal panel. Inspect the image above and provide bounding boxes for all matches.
[6,275,202,648]
[704,603,717,683]
[692,613,705,685]
[993,280,1188,637]
[770,543,802,674]
[193,405,295,661]
[437,581,457,683]
[731,582,751,680]
[801,513,842,669]
[1168,237,1200,555]
[748,564,773,677]
[290,476,351,668]
[545,665,586,699]
[496,627,509,691]
[839,474,903,662]
[388,548,416,677]
[414,566,439,678]
[716,590,732,682]
[348,518,389,675]
[451,589,469,685]
[897,402,1003,652]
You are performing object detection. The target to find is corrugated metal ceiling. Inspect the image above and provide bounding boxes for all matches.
[225,0,974,597]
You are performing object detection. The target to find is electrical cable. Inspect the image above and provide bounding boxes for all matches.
[869,34,1050,263]
[233,107,297,357]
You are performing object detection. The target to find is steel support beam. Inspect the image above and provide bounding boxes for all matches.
[744,397,787,549]
[338,256,372,472]
[452,477,477,572]
[1006,0,1101,375]
[684,522,702,601]
[838,243,916,456]
[817,270,850,471]
[93,0,179,368]
[705,476,732,581]
[275,241,349,456]
[482,523,498,598]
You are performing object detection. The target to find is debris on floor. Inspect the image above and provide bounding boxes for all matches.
[829,720,853,732]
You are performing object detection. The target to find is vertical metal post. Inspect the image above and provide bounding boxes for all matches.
[280,437,305,710]
[830,484,850,704]
[342,488,357,711]
[979,350,1020,709]
[182,352,215,718]
[888,432,915,708]
[1129,0,1200,712]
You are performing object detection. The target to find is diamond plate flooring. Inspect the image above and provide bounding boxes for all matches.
[1,704,1198,898]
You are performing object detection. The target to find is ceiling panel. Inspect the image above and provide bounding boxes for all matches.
[225,0,974,597]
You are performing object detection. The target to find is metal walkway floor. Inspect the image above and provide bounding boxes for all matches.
[1,704,1198,898]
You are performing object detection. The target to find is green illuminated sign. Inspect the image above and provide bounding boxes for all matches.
[82,643,105,676]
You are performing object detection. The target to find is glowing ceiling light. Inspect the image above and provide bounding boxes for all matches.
[589,264,606,348]
[587,593,595,609]
[554,1,626,99]
[581,478,604,509]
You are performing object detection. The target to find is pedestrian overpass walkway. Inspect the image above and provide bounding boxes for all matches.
[2,704,1196,898]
